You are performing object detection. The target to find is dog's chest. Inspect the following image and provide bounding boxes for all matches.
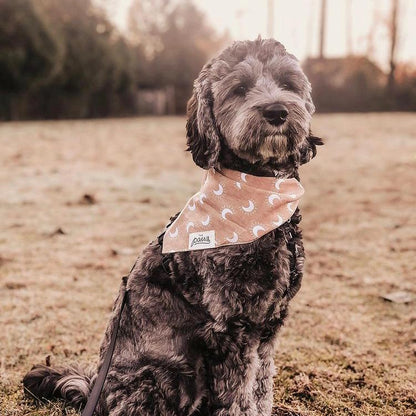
[181,227,298,325]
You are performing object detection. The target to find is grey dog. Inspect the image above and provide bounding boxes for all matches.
[23,38,321,416]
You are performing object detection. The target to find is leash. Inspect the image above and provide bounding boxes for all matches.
[81,287,128,416]
[80,233,169,416]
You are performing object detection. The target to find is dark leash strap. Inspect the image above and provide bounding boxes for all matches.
[81,288,128,416]
[81,230,170,416]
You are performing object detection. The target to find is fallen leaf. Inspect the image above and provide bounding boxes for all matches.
[381,291,414,304]
[79,193,97,205]
[139,197,151,204]
[4,282,27,290]
[49,227,66,236]
[111,247,135,256]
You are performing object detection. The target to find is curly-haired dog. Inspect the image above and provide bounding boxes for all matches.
[23,38,322,416]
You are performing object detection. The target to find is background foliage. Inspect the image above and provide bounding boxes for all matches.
[0,0,223,119]
[0,0,414,120]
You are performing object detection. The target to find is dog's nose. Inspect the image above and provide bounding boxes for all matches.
[262,103,289,126]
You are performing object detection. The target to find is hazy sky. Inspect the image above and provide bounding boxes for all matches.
[103,0,415,70]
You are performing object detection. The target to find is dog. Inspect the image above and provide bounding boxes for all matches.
[23,38,322,416]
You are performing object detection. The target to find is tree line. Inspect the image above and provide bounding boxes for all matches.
[0,0,224,120]
[0,0,414,120]
[307,0,416,112]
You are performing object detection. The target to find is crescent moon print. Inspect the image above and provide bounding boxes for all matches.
[268,194,281,205]
[201,215,210,226]
[188,200,196,211]
[169,227,178,238]
[242,200,255,212]
[221,208,233,220]
[162,171,304,253]
[213,184,223,195]
[275,179,284,190]
[226,232,238,243]
[252,225,265,237]
[272,215,283,226]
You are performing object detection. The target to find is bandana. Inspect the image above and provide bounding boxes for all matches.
[162,168,304,254]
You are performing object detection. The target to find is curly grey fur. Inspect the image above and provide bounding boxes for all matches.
[23,38,321,416]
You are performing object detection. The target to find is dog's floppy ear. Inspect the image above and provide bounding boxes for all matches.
[300,134,324,165]
[186,62,221,169]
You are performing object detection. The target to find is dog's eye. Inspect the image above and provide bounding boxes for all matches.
[281,82,296,92]
[234,85,247,96]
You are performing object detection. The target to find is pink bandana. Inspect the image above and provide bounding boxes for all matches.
[162,168,304,253]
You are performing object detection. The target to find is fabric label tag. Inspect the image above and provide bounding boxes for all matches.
[188,230,216,250]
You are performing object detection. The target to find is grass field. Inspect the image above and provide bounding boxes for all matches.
[0,114,415,416]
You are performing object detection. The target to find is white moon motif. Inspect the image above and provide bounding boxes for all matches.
[169,227,178,238]
[199,193,207,204]
[213,184,223,195]
[268,194,281,205]
[201,215,210,226]
[252,225,266,237]
[242,200,255,212]
[188,200,196,211]
[275,179,284,190]
[226,232,238,243]
[186,222,194,232]
[221,208,233,220]
[272,215,283,226]
[236,182,242,189]
[287,202,295,212]
[241,173,247,182]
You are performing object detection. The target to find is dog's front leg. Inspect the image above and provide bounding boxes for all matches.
[202,322,260,416]
[253,339,276,416]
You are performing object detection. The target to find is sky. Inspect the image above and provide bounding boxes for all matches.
[101,0,416,70]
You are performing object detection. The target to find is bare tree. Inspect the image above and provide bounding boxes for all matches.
[127,0,172,57]
[366,0,379,59]
[306,0,315,57]
[319,0,327,59]
[346,0,353,55]
[387,0,399,94]
[267,0,274,38]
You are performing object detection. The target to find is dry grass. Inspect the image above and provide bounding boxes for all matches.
[0,114,415,415]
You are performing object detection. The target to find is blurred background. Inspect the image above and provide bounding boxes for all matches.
[1,1,415,415]
[0,0,415,120]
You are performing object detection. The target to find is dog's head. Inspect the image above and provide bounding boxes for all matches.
[187,38,322,170]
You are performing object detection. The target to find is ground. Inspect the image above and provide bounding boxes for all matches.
[0,114,415,416]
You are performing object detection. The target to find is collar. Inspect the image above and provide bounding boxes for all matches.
[162,168,304,253]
